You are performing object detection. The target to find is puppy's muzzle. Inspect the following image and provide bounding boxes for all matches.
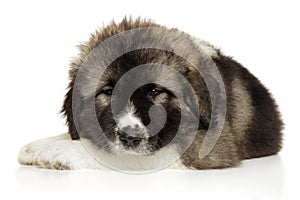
[117,126,147,148]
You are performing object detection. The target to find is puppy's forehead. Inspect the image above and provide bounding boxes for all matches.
[98,49,194,88]
[100,68,185,96]
[97,66,123,87]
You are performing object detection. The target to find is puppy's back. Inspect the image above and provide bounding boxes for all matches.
[215,55,283,159]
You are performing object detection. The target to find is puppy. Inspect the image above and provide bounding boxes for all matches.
[18,17,283,171]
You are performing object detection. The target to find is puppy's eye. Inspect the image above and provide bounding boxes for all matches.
[96,87,113,97]
[102,89,113,96]
[148,88,164,98]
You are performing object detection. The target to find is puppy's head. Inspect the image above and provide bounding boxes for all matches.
[95,49,191,155]
[62,18,213,157]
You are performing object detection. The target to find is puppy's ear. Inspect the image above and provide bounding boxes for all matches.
[197,77,211,128]
[188,71,211,129]
[61,83,80,140]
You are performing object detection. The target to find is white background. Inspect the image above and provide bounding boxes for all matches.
[0,0,299,199]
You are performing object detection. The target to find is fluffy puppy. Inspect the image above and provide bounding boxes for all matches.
[18,17,283,170]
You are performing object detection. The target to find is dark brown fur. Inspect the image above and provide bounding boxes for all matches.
[181,55,283,169]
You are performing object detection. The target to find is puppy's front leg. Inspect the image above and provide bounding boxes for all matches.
[18,133,106,170]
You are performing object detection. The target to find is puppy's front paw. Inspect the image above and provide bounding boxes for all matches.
[37,149,73,170]
[18,145,36,166]
[18,134,103,170]
[18,134,71,169]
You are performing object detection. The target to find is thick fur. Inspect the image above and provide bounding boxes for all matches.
[181,56,283,169]
[19,17,283,170]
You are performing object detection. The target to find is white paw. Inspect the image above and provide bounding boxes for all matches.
[18,134,106,170]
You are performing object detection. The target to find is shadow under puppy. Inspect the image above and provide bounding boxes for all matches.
[18,17,283,170]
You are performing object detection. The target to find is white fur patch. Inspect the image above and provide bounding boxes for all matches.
[82,138,187,171]
[18,134,107,170]
[190,36,218,58]
[18,134,188,171]
[167,159,190,170]
[117,103,145,130]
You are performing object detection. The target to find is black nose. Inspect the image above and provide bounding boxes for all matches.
[118,131,142,148]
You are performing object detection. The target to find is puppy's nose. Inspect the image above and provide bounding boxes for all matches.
[118,130,142,148]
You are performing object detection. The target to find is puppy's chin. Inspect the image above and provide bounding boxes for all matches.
[106,142,154,156]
